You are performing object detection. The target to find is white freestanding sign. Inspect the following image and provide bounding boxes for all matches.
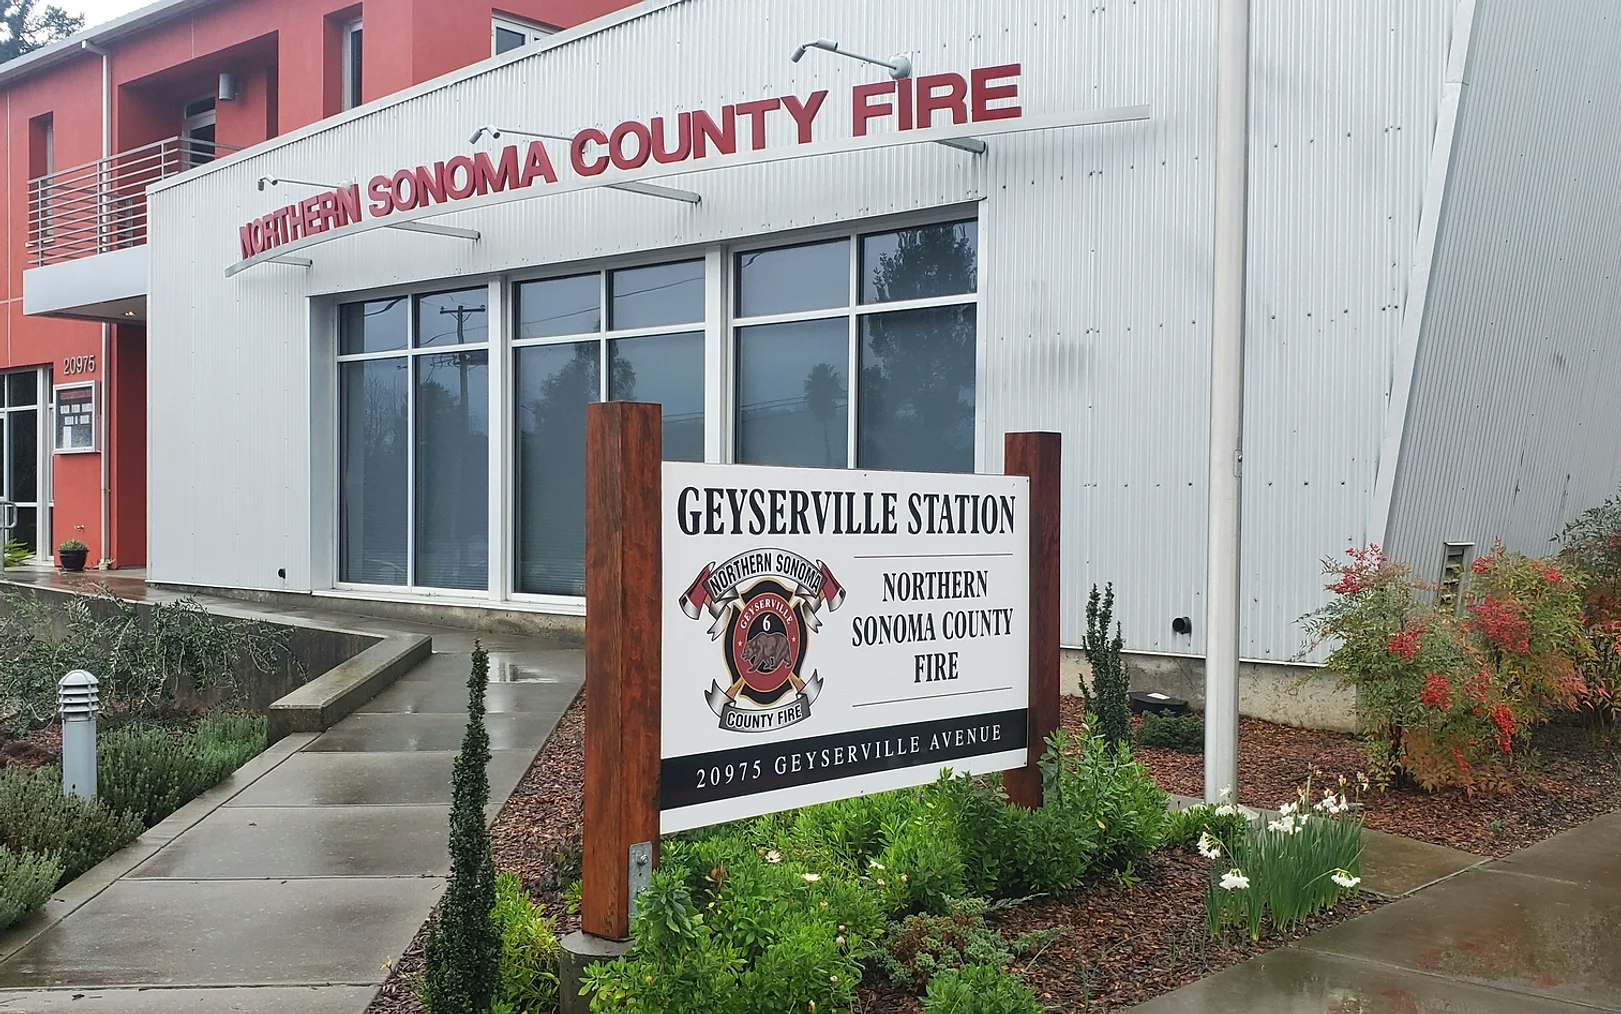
[660,462,1031,833]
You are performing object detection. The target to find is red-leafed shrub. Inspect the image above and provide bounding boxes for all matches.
[1303,542,1589,793]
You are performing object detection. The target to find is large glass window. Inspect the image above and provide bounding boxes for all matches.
[337,288,490,590]
[513,260,705,596]
[735,220,978,473]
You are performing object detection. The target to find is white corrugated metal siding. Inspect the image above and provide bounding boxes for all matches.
[1387,0,1621,579]
[146,0,1454,660]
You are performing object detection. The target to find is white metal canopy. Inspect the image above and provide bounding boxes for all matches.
[225,105,1150,278]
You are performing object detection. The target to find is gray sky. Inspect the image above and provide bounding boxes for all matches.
[66,0,153,31]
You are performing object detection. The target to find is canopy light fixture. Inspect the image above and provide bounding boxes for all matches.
[467,126,701,204]
[786,41,982,153]
[257,175,345,191]
[790,38,911,79]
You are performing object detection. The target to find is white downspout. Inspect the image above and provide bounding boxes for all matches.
[82,41,111,568]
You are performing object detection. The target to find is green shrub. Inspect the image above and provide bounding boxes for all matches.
[874,900,1012,989]
[921,962,1043,1014]
[96,715,265,827]
[0,846,62,931]
[0,591,296,729]
[190,714,267,783]
[0,766,142,885]
[1039,729,1169,870]
[491,871,559,1014]
[1137,712,1204,754]
[584,732,1173,1011]
[582,865,858,1014]
[421,644,500,1014]
[1163,803,1250,851]
[1084,583,1131,747]
[2,539,30,568]
[97,725,211,826]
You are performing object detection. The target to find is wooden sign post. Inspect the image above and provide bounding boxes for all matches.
[1002,431,1061,808]
[580,401,662,941]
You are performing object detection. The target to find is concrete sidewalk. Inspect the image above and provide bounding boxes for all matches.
[0,632,582,1013]
[1131,808,1621,1012]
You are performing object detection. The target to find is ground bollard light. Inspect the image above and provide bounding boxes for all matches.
[58,669,100,799]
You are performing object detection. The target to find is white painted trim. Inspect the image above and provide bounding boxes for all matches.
[1368,0,1477,548]
[225,107,1152,278]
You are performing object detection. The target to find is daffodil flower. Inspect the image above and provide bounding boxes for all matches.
[1219,869,1250,891]
[1330,869,1361,889]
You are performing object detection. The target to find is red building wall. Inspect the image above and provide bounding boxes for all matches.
[0,0,628,569]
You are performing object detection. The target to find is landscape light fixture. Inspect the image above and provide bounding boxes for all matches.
[790,38,912,79]
[466,125,701,204]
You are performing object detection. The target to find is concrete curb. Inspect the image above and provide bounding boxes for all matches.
[267,634,433,743]
[0,732,317,963]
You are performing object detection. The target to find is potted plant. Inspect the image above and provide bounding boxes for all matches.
[57,539,89,572]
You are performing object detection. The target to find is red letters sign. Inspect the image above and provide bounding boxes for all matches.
[236,64,1021,263]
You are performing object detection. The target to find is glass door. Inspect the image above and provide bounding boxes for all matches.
[181,96,217,168]
[0,370,43,560]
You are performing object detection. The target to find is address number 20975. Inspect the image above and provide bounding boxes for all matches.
[62,355,95,376]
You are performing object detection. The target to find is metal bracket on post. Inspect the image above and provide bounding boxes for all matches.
[628,841,653,922]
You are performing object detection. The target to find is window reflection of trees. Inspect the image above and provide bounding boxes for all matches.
[415,352,489,590]
[859,224,977,472]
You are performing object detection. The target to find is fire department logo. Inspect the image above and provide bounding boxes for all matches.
[679,550,845,732]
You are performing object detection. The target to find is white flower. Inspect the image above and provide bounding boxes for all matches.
[868,859,885,871]
[1213,802,1240,817]
[801,873,821,883]
[1324,788,1337,799]
[1196,831,1222,860]
[1330,869,1361,890]
[1219,869,1250,891]
[1219,785,1234,801]
[1278,800,1299,817]
[1268,814,1303,836]
[765,850,782,864]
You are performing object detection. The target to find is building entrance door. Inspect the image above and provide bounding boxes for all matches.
[181,96,217,168]
[0,370,45,559]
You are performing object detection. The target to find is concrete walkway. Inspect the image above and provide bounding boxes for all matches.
[0,606,582,1013]
[1131,808,1621,1012]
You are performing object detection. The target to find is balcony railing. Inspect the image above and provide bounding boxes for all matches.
[26,136,239,267]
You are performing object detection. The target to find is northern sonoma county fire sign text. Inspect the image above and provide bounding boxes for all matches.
[660,462,1030,832]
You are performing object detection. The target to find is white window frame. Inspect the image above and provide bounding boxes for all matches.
[341,19,363,111]
[729,214,980,470]
[320,209,979,609]
[0,369,50,561]
[333,286,494,598]
[492,13,554,55]
[507,254,707,604]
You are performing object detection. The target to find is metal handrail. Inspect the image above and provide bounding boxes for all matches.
[27,135,241,267]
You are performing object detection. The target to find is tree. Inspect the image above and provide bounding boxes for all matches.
[420,643,500,1014]
[1,1,85,64]
[1084,583,1131,747]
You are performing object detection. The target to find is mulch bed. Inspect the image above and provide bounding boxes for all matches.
[1105,698,1621,858]
[0,724,61,771]
[367,692,1385,1014]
